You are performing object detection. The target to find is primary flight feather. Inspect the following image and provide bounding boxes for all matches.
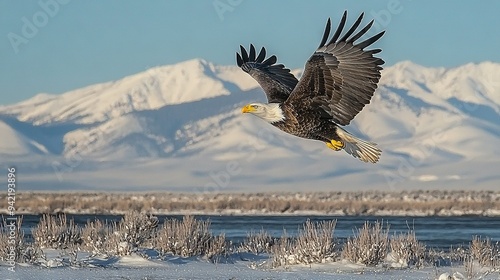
[237,11,384,163]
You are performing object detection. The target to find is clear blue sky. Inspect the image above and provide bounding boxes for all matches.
[1,0,499,105]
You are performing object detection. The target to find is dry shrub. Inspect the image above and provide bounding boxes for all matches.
[341,221,389,266]
[447,245,468,265]
[0,216,23,262]
[389,230,426,267]
[271,220,337,267]
[426,248,447,267]
[463,254,476,279]
[32,213,81,249]
[271,232,294,267]
[470,236,500,268]
[106,211,159,256]
[81,219,113,256]
[155,215,211,257]
[0,216,43,263]
[463,237,500,280]
[294,220,337,264]
[205,233,229,261]
[239,229,275,255]
[5,190,499,215]
[155,215,228,261]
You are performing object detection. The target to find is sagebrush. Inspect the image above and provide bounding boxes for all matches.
[32,213,81,250]
[238,229,275,255]
[341,221,389,266]
[470,236,500,268]
[106,211,159,255]
[270,231,294,267]
[389,230,426,267]
[0,216,43,263]
[155,215,229,261]
[3,190,499,215]
[81,219,112,256]
[271,220,337,267]
[2,211,499,272]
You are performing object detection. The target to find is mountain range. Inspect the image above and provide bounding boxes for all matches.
[1,59,499,191]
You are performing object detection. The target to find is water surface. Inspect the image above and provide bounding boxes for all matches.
[19,214,500,250]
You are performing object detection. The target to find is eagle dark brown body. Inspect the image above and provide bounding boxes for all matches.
[238,11,384,163]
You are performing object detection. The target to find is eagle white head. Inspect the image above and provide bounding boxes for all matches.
[241,103,285,124]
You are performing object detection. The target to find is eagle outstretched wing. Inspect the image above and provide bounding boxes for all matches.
[286,11,385,126]
[236,44,299,103]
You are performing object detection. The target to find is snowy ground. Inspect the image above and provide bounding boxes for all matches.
[1,250,498,280]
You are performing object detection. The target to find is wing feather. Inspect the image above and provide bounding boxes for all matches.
[249,44,256,61]
[347,20,374,43]
[328,11,347,44]
[240,45,249,62]
[236,44,299,103]
[255,47,266,62]
[337,13,364,42]
[286,11,385,125]
[318,18,331,48]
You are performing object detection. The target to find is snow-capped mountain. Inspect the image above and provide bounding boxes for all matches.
[1,59,256,125]
[0,59,498,191]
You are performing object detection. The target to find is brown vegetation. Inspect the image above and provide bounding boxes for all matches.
[155,215,228,260]
[1,190,499,216]
[106,211,159,256]
[0,217,43,263]
[470,236,500,268]
[341,221,389,266]
[271,220,337,267]
[238,229,275,255]
[0,212,498,271]
[33,213,81,250]
[81,219,112,256]
[389,230,426,267]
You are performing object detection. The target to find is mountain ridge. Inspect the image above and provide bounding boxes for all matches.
[1,59,499,191]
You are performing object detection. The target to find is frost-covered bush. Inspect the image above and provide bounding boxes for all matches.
[341,221,389,266]
[271,220,337,267]
[81,219,113,256]
[271,232,294,267]
[205,233,229,262]
[0,216,23,262]
[293,220,337,264]
[389,230,426,267]
[470,236,500,268]
[464,237,500,280]
[106,211,159,256]
[155,215,229,261]
[239,229,275,255]
[32,213,81,250]
[0,216,43,263]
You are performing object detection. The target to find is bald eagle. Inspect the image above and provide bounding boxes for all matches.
[237,11,384,163]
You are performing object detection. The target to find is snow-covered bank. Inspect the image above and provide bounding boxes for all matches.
[1,213,499,280]
[1,252,498,280]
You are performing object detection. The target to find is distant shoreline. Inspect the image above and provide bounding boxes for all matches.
[5,210,500,217]
[2,190,499,216]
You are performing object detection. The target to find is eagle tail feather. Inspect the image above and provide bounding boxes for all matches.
[336,127,381,163]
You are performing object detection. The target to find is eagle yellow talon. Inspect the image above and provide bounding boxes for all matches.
[326,139,344,151]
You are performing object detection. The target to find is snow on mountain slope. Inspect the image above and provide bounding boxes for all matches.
[1,59,254,125]
[0,119,48,155]
[0,60,499,191]
[381,61,500,115]
[60,89,259,159]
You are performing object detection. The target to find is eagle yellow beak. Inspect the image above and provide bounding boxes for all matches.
[241,104,255,113]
